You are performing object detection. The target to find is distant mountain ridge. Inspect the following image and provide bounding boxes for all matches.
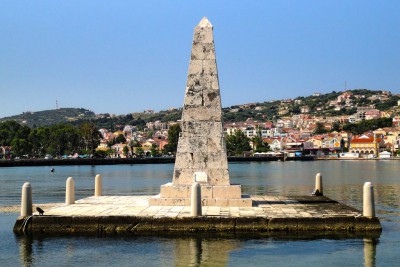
[0,108,96,128]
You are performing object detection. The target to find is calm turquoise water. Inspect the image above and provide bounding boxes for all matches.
[1,161,399,266]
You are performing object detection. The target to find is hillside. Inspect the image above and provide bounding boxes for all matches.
[223,89,400,122]
[0,108,96,128]
[1,89,399,129]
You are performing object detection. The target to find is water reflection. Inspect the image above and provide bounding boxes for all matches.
[364,238,378,267]
[16,232,381,267]
[174,237,239,266]
[18,235,33,267]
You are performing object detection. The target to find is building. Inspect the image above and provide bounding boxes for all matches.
[0,146,12,159]
[349,134,384,157]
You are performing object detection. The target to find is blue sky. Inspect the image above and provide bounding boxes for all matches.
[1,1,399,117]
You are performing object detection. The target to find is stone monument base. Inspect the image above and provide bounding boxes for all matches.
[149,183,253,207]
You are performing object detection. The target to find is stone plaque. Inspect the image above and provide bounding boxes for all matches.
[194,172,208,183]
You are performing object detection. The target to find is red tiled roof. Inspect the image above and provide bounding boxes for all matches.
[351,137,382,143]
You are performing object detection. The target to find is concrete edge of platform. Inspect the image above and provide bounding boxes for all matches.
[13,215,382,235]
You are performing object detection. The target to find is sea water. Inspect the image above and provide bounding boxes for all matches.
[0,161,399,266]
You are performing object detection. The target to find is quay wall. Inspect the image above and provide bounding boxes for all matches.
[0,156,283,167]
[2,156,398,167]
[14,215,381,235]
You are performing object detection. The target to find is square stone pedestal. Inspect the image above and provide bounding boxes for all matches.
[149,183,253,207]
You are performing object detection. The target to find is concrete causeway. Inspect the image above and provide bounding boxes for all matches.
[14,195,382,235]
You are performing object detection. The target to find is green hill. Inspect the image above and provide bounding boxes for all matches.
[1,89,399,129]
[0,108,96,128]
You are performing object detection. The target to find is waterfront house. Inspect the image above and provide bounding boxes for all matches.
[263,138,282,151]
[307,137,323,149]
[321,136,342,152]
[349,134,384,157]
[111,143,130,158]
[0,146,12,159]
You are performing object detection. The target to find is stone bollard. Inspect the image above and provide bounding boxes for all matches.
[66,177,75,205]
[363,182,375,217]
[95,174,102,196]
[21,182,32,217]
[315,173,323,196]
[191,182,202,217]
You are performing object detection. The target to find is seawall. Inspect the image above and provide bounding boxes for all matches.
[0,156,286,167]
[13,195,382,236]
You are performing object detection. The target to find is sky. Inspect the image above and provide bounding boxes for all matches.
[1,1,399,118]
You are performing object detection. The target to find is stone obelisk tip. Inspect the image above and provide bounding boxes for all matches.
[197,17,212,27]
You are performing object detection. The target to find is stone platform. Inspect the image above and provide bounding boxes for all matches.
[149,183,252,207]
[14,195,382,235]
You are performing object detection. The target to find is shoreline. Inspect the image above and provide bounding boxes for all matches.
[0,156,399,167]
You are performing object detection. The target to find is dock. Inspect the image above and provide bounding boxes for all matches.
[14,195,381,235]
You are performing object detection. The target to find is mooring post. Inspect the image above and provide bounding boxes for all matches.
[66,177,75,205]
[315,173,323,196]
[95,174,102,196]
[21,182,32,217]
[191,182,202,216]
[363,182,375,217]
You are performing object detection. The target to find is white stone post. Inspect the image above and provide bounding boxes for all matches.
[363,182,375,217]
[315,173,323,196]
[95,174,102,196]
[21,182,32,217]
[191,182,202,216]
[66,177,75,205]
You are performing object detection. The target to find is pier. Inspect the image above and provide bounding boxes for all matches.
[14,195,381,235]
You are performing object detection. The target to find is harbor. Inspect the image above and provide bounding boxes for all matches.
[2,161,398,265]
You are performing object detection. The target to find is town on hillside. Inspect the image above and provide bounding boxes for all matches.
[1,90,400,160]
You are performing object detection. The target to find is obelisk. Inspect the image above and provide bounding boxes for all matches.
[173,17,229,186]
[150,17,251,207]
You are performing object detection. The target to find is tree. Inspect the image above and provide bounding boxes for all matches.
[136,147,144,157]
[251,131,270,153]
[314,122,328,134]
[226,130,251,156]
[150,143,159,157]
[343,117,393,134]
[48,124,80,156]
[164,124,181,154]
[340,138,346,152]
[332,122,341,132]
[28,127,50,157]
[116,134,126,144]
[80,123,101,155]
[122,145,130,157]
[10,138,32,157]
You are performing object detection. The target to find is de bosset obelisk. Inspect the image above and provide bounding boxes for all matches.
[150,17,251,207]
